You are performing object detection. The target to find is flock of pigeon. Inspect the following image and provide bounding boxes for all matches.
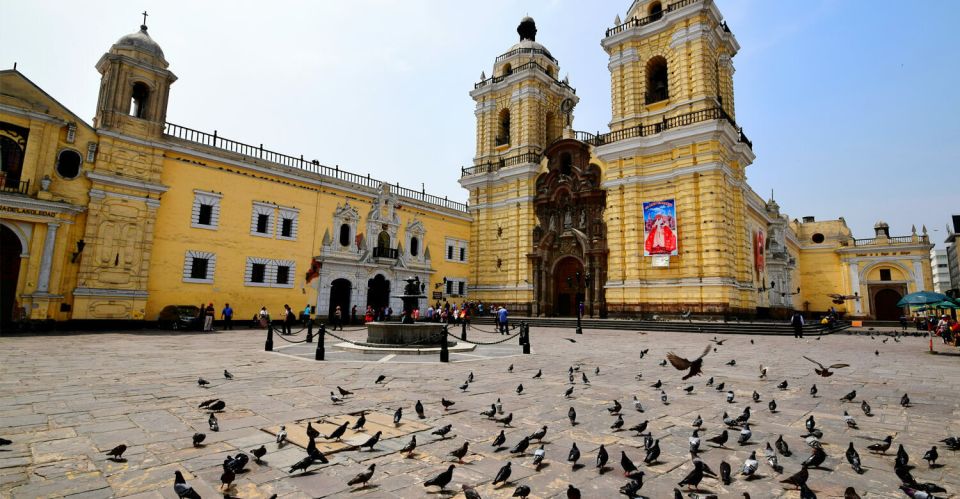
[10,332,955,498]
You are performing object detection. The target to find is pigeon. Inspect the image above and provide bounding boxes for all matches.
[223,369,233,380]
[692,414,702,428]
[678,459,707,490]
[512,485,531,498]
[375,374,386,384]
[597,444,609,469]
[643,439,661,464]
[415,400,425,419]
[400,435,417,455]
[644,434,654,450]
[207,400,225,412]
[900,485,938,499]
[358,431,382,451]
[251,445,266,463]
[569,373,575,384]
[736,407,751,424]
[738,423,752,445]
[722,411,738,427]
[803,356,849,377]
[720,460,732,484]
[330,391,343,404]
[846,442,862,473]
[844,487,861,499]
[707,430,728,448]
[841,389,856,402]
[940,436,960,450]
[567,443,580,466]
[806,415,816,432]
[173,470,201,499]
[684,385,695,394]
[327,421,347,440]
[726,359,736,366]
[276,425,286,445]
[651,379,663,389]
[481,404,496,418]
[441,398,455,410]
[432,425,452,439]
[493,461,512,486]
[666,345,712,379]
[765,441,782,472]
[567,484,581,499]
[689,429,701,455]
[449,441,469,463]
[633,396,645,413]
[706,376,714,386]
[197,377,210,387]
[896,444,910,468]
[508,364,514,373]
[220,467,235,489]
[564,386,575,398]
[741,450,758,477]
[640,348,649,357]
[306,422,320,439]
[462,485,483,499]
[716,382,725,391]
[347,463,376,487]
[582,372,590,384]
[799,483,818,499]
[423,465,455,490]
[752,391,760,402]
[497,413,514,427]
[861,400,872,416]
[810,384,818,397]
[661,390,668,404]
[459,382,469,392]
[629,420,649,435]
[802,445,827,468]
[769,399,777,412]
[759,365,768,378]
[192,433,205,447]
[198,398,218,409]
[468,372,474,383]
[305,435,328,463]
[337,386,352,397]
[595,366,600,375]
[510,436,530,454]
[208,413,219,432]
[224,453,248,474]
[612,414,625,431]
[492,430,506,449]
[568,406,577,425]
[105,444,127,460]
[901,393,911,407]
[516,384,523,394]
[532,444,546,468]
[875,350,879,356]
[352,412,367,431]
[843,410,858,429]
[923,446,938,467]
[659,359,667,366]
[393,407,403,426]
[726,391,735,403]
[532,369,542,379]
[780,466,809,489]
[867,435,893,454]
[777,380,788,390]
[619,479,645,497]
[775,435,791,456]
[608,400,622,414]
[621,451,640,477]
[529,425,548,442]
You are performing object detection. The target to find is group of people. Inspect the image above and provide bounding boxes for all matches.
[905,313,960,344]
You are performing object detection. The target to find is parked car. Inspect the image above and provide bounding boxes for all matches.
[158,305,202,330]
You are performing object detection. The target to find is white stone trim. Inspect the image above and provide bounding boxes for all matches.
[445,238,468,263]
[273,259,296,288]
[190,190,222,230]
[244,256,295,288]
[250,202,275,238]
[182,250,215,284]
[277,206,299,241]
[443,277,469,298]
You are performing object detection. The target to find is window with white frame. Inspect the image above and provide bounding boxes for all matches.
[250,202,274,237]
[445,238,468,262]
[182,250,216,283]
[244,257,295,288]
[444,277,468,297]
[191,190,222,229]
[278,207,299,240]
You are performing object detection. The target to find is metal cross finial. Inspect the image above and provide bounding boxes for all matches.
[141,11,148,28]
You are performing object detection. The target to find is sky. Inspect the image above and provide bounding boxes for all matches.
[1,0,957,245]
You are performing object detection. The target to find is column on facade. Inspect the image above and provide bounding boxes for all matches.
[36,221,60,293]
[912,261,924,292]
[848,262,863,315]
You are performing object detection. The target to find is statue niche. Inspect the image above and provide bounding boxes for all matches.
[528,139,607,318]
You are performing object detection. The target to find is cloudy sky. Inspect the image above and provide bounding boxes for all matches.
[2,1,957,244]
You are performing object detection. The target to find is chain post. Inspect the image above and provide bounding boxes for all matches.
[461,321,467,341]
[315,323,325,360]
[440,326,450,363]
[306,319,314,343]
[265,320,274,351]
[522,323,531,354]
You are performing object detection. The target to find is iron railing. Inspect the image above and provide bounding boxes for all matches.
[372,247,399,259]
[579,107,751,148]
[0,179,29,195]
[495,47,556,64]
[164,123,467,212]
[605,0,702,37]
[853,235,930,246]
[474,61,575,93]
[461,152,541,177]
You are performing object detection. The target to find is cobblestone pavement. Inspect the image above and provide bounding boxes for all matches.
[1,326,958,498]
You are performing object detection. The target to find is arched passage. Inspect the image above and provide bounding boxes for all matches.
[328,278,351,323]
[367,274,390,316]
[873,288,904,321]
[0,224,23,326]
[553,256,585,317]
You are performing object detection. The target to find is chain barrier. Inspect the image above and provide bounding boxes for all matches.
[273,331,309,344]
[465,322,520,334]
[446,329,523,345]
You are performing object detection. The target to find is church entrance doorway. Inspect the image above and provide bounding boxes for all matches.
[328,278,351,324]
[553,256,584,317]
[0,225,23,326]
[367,274,390,316]
[871,286,905,321]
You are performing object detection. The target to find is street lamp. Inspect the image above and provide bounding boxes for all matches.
[566,271,591,334]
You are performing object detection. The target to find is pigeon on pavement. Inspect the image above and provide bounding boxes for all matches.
[423,465,455,490]
[347,463,376,487]
[173,471,201,499]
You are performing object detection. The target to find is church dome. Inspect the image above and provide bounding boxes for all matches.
[114,26,165,59]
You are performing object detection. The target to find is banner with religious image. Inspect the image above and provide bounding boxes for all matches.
[642,199,678,256]
[754,230,765,277]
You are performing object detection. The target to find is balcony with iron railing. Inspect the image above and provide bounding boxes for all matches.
[495,47,556,64]
[852,235,930,247]
[605,0,702,38]
[0,178,30,196]
[461,152,542,177]
[163,123,467,213]
[372,246,399,259]
[474,61,575,94]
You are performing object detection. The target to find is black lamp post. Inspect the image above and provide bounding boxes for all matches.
[566,271,591,334]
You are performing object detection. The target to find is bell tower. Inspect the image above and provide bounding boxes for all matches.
[94,17,177,138]
[460,16,578,314]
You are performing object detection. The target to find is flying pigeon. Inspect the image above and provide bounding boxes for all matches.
[802,356,849,377]
[666,345,712,379]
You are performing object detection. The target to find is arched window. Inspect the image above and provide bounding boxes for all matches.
[410,236,419,257]
[339,223,351,247]
[560,152,573,175]
[501,63,513,76]
[377,231,390,249]
[645,56,669,104]
[55,150,82,179]
[497,109,511,146]
[648,1,663,21]
[130,82,150,119]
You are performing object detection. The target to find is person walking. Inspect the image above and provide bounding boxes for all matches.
[333,305,343,331]
[221,303,233,330]
[498,305,509,334]
[351,304,357,325]
[790,311,804,338]
[302,303,312,325]
[283,304,295,335]
[203,302,215,332]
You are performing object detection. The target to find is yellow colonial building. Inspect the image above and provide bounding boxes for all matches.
[0,1,933,329]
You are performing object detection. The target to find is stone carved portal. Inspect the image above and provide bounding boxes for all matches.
[529,139,607,317]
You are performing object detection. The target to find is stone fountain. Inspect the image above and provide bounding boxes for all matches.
[364,276,451,347]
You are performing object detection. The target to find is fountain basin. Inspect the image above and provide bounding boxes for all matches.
[365,322,448,346]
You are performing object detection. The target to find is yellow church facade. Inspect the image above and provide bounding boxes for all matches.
[0,1,932,329]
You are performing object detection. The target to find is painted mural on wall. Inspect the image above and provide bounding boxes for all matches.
[642,199,678,256]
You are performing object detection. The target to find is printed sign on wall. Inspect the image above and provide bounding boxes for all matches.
[643,199,678,256]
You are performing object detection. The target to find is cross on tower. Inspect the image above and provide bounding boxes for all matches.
[141,11,148,28]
